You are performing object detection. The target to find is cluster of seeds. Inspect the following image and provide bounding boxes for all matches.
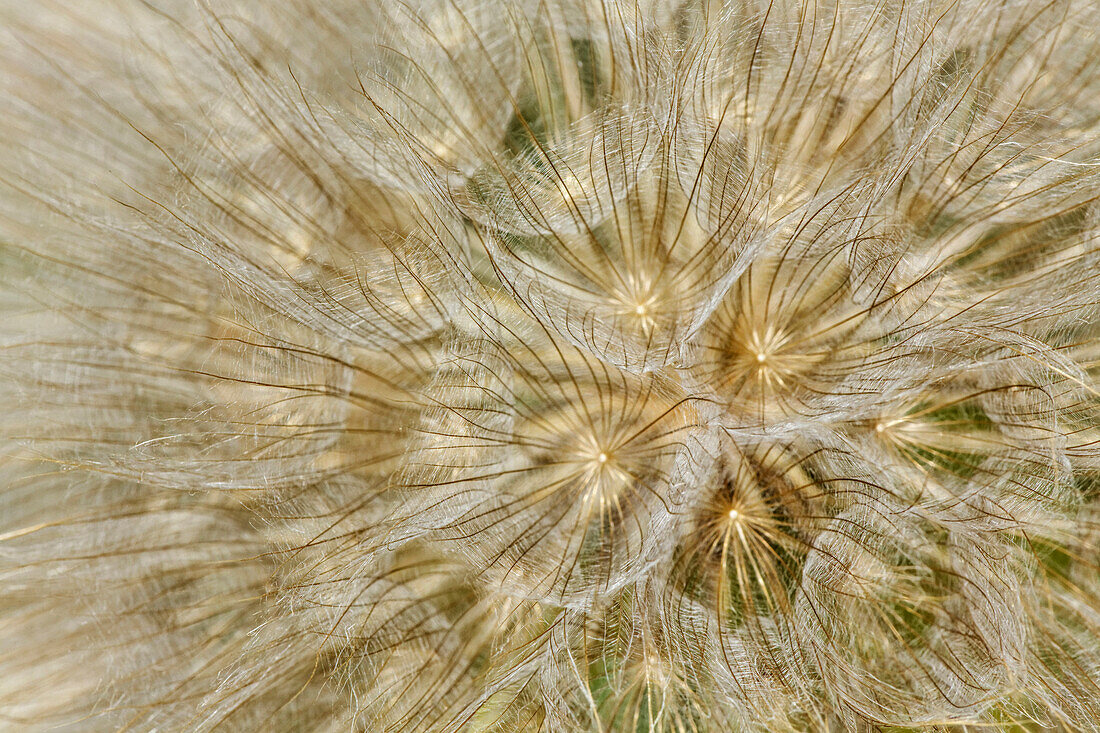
[2,1,1100,730]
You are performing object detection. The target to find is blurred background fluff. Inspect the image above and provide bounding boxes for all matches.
[2,1,1100,730]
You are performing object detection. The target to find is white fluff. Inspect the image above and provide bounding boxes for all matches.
[2,1,1100,730]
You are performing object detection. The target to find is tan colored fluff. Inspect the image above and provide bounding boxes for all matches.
[2,1,1100,730]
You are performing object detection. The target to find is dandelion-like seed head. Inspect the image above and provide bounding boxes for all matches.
[3,0,1100,731]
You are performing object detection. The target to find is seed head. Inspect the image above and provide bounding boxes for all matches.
[2,0,1100,731]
